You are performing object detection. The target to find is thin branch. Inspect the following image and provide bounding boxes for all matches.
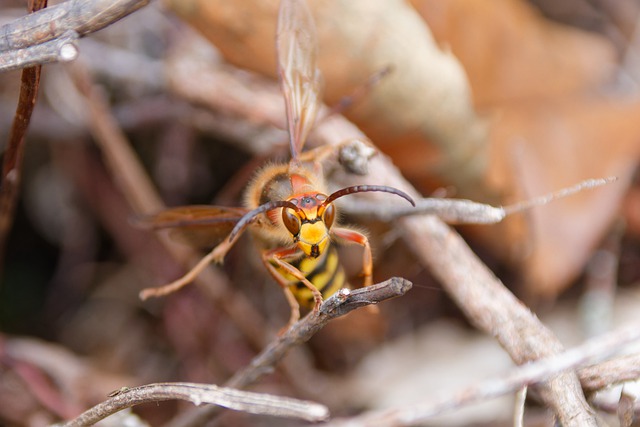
[60,382,329,427]
[0,0,47,273]
[580,353,640,391]
[0,0,149,72]
[397,215,597,426]
[228,278,412,389]
[167,278,412,427]
[338,177,618,224]
[68,61,165,213]
[500,177,619,216]
[326,321,640,426]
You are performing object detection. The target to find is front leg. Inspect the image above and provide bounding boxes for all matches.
[139,235,238,300]
[261,247,324,330]
[331,227,372,288]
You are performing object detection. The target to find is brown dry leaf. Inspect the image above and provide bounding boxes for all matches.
[409,0,639,297]
[487,96,640,297]
[410,0,618,107]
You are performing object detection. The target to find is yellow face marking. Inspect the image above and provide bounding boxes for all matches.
[298,222,329,258]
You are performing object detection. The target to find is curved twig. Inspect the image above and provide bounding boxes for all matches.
[60,382,329,426]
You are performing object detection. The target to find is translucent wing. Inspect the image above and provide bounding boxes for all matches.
[135,206,248,249]
[277,0,323,161]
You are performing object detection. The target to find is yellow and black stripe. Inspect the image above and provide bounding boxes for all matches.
[274,245,346,307]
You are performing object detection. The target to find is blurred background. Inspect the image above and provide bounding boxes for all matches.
[1,0,639,425]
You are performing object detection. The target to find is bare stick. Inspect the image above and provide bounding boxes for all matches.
[167,278,412,427]
[339,177,618,224]
[0,0,47,273]
[580,352,640,391]
[501,177,619,216]
[0,30,78,72]
[230,278,411,388]
[59,382,329,426]
[326,321,640,426]
[399,215,597,426]
[0,0,149,71]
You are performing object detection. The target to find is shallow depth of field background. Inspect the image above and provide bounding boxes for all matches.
[1,0,640,426]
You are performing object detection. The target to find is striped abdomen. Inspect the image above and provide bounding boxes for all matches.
[272,244,346,308]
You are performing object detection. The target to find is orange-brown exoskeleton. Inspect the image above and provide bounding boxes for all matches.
[138,0,414,327]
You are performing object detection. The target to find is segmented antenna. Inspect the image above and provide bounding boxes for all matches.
[322,185,415,208]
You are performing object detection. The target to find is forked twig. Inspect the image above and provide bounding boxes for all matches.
[231,278,412,388]
[167,278,412,427]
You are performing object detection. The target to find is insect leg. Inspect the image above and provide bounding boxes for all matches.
[332,227,373,288]
[139,235,237,300]
[262,247,324,328]
[262,260,301,329]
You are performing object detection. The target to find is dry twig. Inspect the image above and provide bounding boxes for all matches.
[397,216,597,426]
[0,30,78,72]
[0,0,149,72]
[326,321,640,426]
[59,382,328,426]
[0,0,47,271]
[59,279,410,426]
[167,278,412,427]
[227,279,412,389]
[339,177,617,224]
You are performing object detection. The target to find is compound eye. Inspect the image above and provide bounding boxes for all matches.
[322,204,335,229]
[282,208,301,236]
